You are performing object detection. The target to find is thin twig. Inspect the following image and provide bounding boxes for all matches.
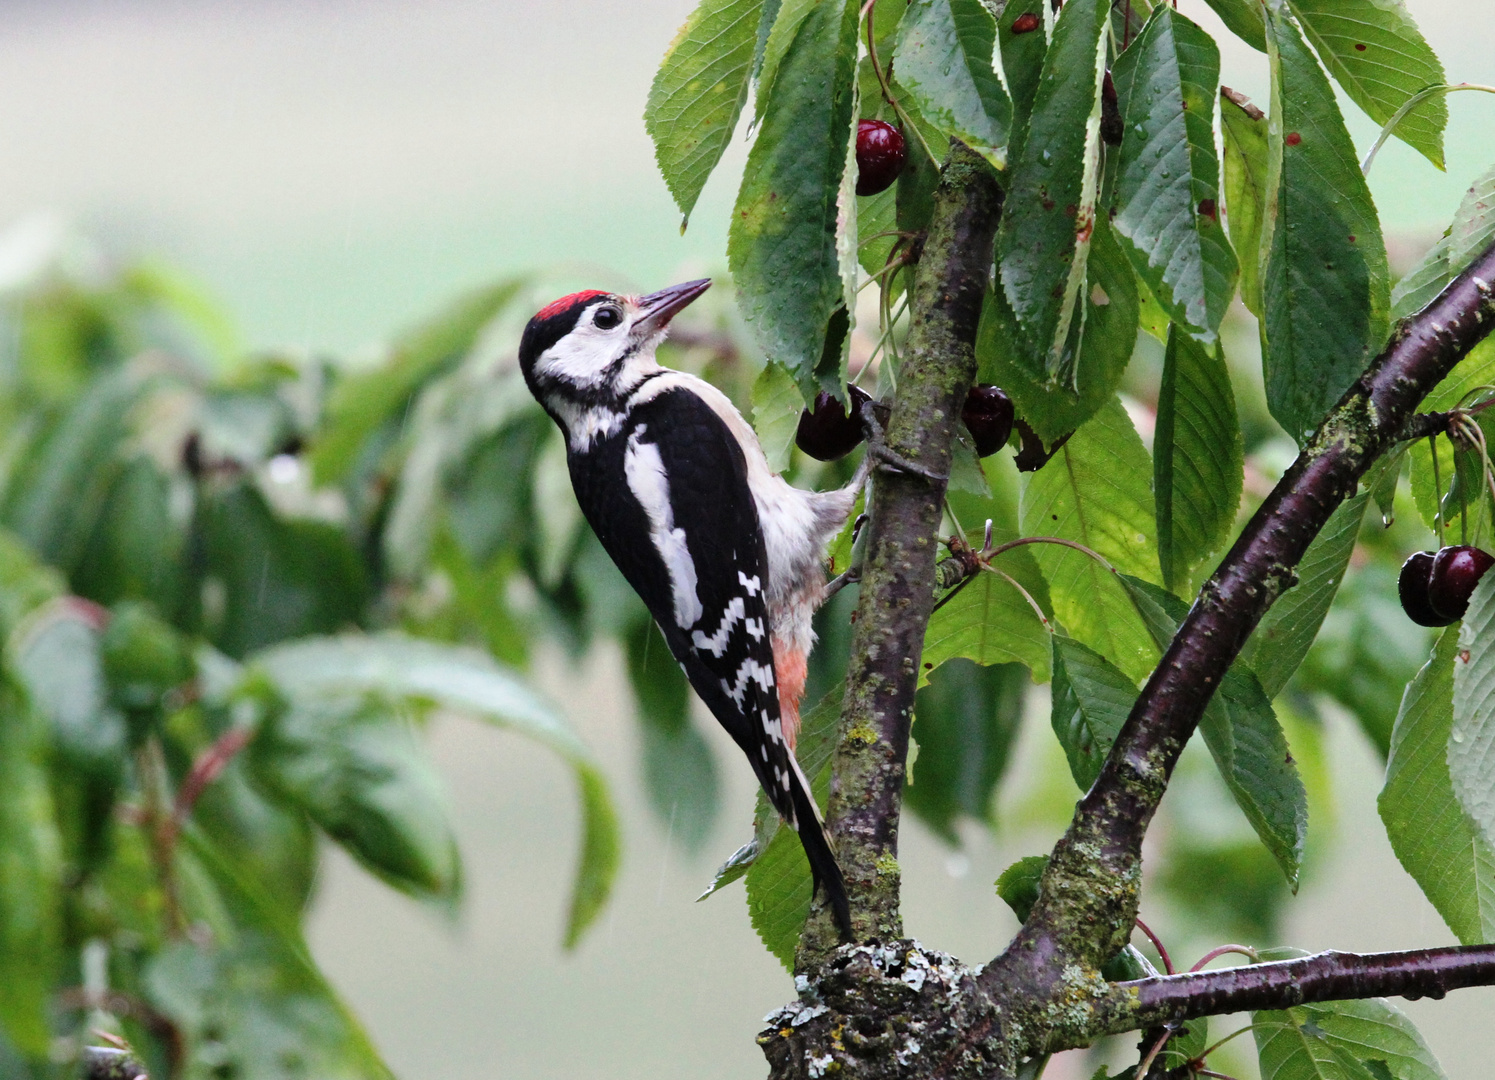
[1135,918,1175,975]
[1190,945,1260,972]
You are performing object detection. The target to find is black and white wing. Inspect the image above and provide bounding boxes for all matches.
[568,387,849,934]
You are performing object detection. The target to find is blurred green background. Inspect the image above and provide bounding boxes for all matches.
[3,1,1493,1077]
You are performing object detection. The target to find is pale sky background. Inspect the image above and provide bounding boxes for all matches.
[1,2,1492,1077]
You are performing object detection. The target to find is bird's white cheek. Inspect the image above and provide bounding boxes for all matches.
[537,331,618,388]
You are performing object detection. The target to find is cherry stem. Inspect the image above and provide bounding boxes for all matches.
[1197,1023,1262,1061]
[859,0,937,166]
[157,725,258,863]
[979,564,1052,630]
[1190,944,1260,971]
[1362,83,1495,175]
[983,534,1116,572]
[1135,917,1175,974]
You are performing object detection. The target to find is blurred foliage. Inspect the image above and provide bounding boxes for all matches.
[0,229,665,1078]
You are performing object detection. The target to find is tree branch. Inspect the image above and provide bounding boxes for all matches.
[762,237,1495,1080]
[1001,239,1495,976]
[796,142,1003,963]
[1109,945,1495,1033]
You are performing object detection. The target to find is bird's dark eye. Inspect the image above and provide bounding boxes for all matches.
[593,306,622,330]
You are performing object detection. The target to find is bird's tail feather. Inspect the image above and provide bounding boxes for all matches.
[782,753,852,942]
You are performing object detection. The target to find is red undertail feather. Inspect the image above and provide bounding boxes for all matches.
[774,639,808,753]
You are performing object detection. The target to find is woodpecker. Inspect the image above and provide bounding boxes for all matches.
[518,278,857,939]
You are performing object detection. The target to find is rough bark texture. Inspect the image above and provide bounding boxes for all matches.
[1115,944,1495,1030]
[796,142,1004,963]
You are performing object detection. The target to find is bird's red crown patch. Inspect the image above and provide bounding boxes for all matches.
[534,290,609,322]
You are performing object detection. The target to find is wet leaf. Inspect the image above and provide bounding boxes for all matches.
[1380,630,1495,945]
[646,0,763,227]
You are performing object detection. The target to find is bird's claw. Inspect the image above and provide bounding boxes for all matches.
[856,399,948,483]
[870,442,947,482]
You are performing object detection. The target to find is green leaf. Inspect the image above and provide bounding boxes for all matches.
[751,361,805,472]
[729,0,859,400]
[1155,325,1243,593]
[1201,0,1266,50]
[923,569,1052,683]
[1449,163,1495,280]
[744,685,840,968]
[72,458,184,612]
[1260,3,1390,442]
[102,601,192,745]
[752,0,816,118]
[250,633,621,945]
[997,1,1047,141]
[191,757,317,917]
[978,215,1138,444]
[627,618,718,853]
[309,279,524,485]
[248,688,461,900]
[1050,635,1136,788]
[893,0,1011,168]
[1451,572,1495,854]
[746,812,815,969]
[0,532,64,643]
[1380,630,1495,945]
[645,0,762,227]
[1288,0,1446,169]
[194,484,369,659]
[1119,575,1307,883]
[1221,88,1271,317]
[1,369,140,576]
[1254,997,1447,1080]
[995,853,1049,923]
[906,660,1026,841]
[1392,164,1495,322]
[1241,491,1367,698]
[1391,233,1457,323]
[1109,7,1238,342]
[168,825,396,1079]
[1301,560,1429,757]
[1164,1017,1210,1073]
[0,675,62,1060]
[1200,665,1309,887]
[995,0,1109,379]
[13,602,120,764]
[1364,445,1407,531]
[1020,397,1159,681]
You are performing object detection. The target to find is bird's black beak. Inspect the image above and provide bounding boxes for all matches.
[633,278,712,337]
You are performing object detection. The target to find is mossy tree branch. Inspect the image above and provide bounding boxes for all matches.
[796,142,1004,964]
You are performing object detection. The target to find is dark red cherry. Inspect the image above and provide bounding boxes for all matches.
[1399,551,1451,627]
[796,384,873,461]
[1100,70,1123,146]
[855,120,907,197]
[1429,545,1495,621]
[962,385,1015,457]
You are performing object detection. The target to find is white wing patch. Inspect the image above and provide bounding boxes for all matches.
[721,657,775,706]
[691,597,745,656]
[623,430,702,631]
